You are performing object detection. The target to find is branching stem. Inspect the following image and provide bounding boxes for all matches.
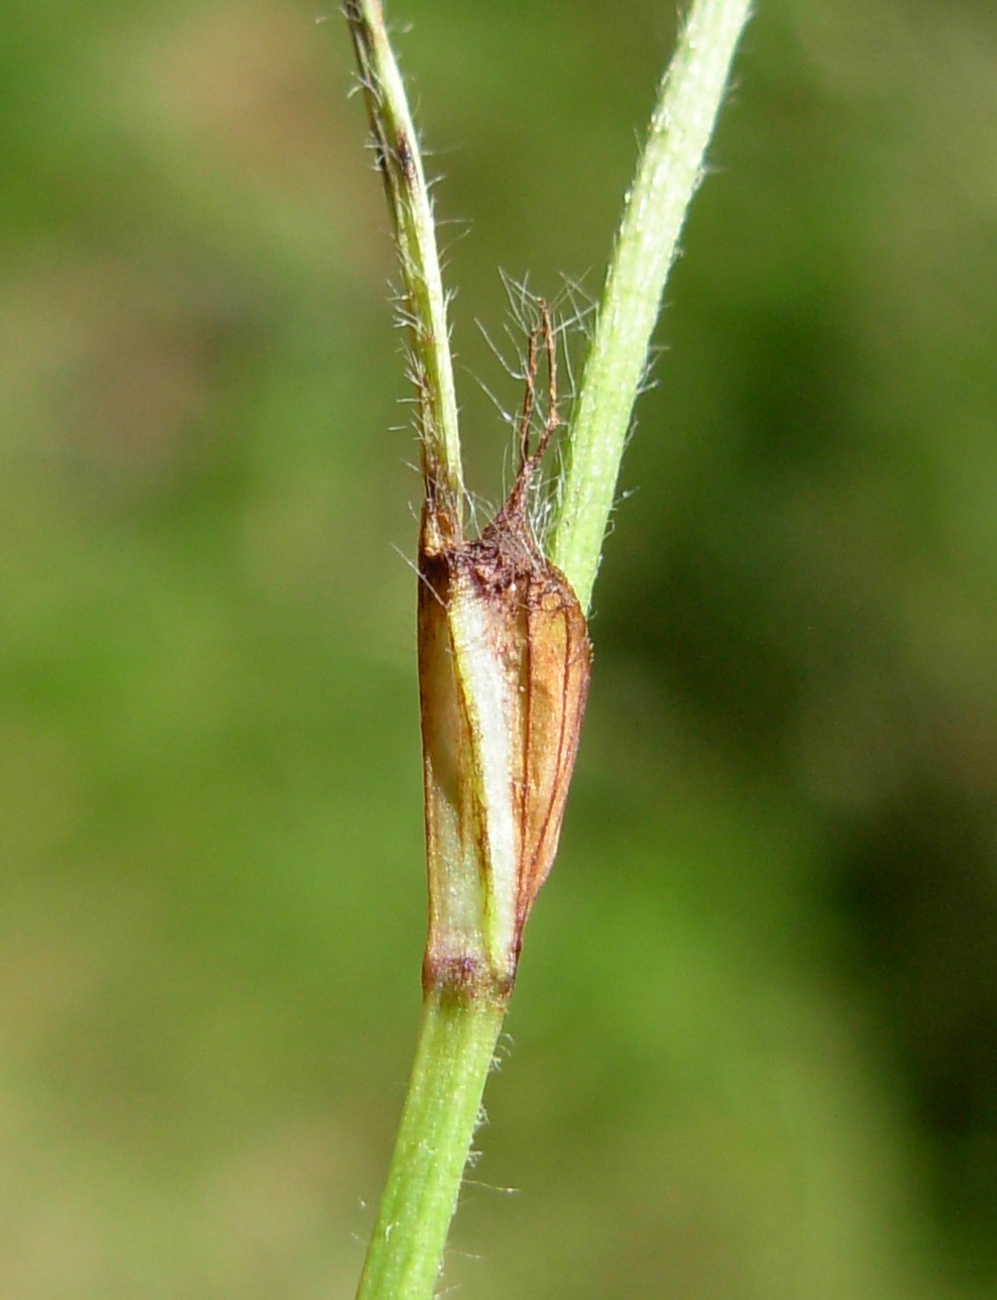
[346,1,752,1295]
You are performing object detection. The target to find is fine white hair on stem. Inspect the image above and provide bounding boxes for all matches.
[390,543,447,609]
[469,276,594,542]
[471,280,593,546]
[464,488,497,540]
[345,0,465,516]
[469,368,519,433]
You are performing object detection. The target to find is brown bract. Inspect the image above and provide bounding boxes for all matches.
[417,309,591,995]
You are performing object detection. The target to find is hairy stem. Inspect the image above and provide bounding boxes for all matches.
[355,987,507,1300]
[346,0,752,1295]
[345,0,464,524]
[550,0,753,612]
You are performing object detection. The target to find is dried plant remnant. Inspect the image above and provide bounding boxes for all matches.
[418,305,592,995]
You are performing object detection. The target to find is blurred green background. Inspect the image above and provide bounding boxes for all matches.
[2,0,996,1295]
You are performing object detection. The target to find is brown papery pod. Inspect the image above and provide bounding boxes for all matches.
[418,310,591,996]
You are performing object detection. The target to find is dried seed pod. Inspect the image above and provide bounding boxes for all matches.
[418,307,591,994]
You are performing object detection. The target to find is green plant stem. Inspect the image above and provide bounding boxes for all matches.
[345,0,464,519]
[355,986,507,1300]
[550,0,752,612]
[346,1,751,1295]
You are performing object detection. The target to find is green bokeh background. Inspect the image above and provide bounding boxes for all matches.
[2,0,996,1296]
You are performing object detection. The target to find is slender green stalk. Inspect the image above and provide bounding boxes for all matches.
[550,0,753,612]
[355,987,507,1300]
[345,0,464,520]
